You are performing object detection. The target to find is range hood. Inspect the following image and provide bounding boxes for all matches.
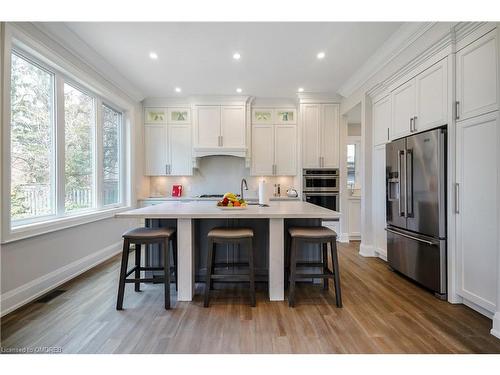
[193,147,247,158]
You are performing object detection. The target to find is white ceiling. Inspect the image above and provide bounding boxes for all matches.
[64,22,403,99]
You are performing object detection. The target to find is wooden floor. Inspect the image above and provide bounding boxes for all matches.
[2,242,500,354]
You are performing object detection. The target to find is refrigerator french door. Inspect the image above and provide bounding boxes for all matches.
[386,127,447,298]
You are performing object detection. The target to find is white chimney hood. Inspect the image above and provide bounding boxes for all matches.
[193,147,247,158]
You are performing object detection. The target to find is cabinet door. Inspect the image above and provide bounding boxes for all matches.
[321,104,340,168]
[144,107,167,124]
[416,59,448,132]
[251,124,274,176]
[302,104,321,168]
[456,30,499,121]
[348,199,361,238]
[196,106,220,147]
[167,107,191,124]
[274,125,297,176]
[373,95,391,146]
[372,144,387,257]
[275,108,297,124]
[221,106,246,148]
[168,125,192,176]
[144,124,167,176]
[391,79,416,139]
[456,111,498,312]
[252,108,274,124]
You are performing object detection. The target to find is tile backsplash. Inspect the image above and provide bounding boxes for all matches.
[148,155,297,198]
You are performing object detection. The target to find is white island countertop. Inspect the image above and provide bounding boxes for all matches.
[116,200,340,220]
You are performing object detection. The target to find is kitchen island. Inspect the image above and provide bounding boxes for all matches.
[115,200,340,302]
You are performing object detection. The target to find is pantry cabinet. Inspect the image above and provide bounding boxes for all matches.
[456,29,499,121]
[391,58,448,139]
[251,120,297,176]
[302,103,340,168]
[372,144,387,258]
[456,111,499,313]
[373,95,391,146]
[195,105,246,150]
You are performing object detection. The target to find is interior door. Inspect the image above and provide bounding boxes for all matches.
[168,124,192,176]
[251,124,274,176]
[196,106,220,147]
[274,125,297,175]
[385,138,406,229]
[405,128,445,238]
[321,104,340,168]
[221,106,246,148]
[302,104,321,168]
[391,79,416,139]
[144,124,167,176]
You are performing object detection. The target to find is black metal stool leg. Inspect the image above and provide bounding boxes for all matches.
[163,238,171,310]
[248,238,256,307]
[330,239,342,307]
[322,242,329,290]
[204,238,214,307]
[288,238,298,307]
[116,239,130,310]
[135,243,141,292]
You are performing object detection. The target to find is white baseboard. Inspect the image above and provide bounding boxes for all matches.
[338,233,350,243]
[375,251,387,261]
[358,242,376,257]
[0,241,122,317]
[491,312,500,339]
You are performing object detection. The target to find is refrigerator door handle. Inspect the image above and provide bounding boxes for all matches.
[406,148,414,217]
[385,228,437,246]
[398,150,405,217]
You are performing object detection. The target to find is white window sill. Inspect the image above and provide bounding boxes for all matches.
[2,206,133,244]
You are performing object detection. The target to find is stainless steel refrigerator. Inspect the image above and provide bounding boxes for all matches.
[386,127,447,298]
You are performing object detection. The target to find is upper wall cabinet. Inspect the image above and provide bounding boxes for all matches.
[145,107,167,124]
[168,107,191,124]
[373,95,391,146]
[391,58,448,139]
[194,105,246,155]
[275,108,297,124]
[456,29,499,121]
[302,103,340,168]
[252,108,274,124]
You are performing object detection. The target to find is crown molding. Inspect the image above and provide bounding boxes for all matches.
[337,22,436,99]
[297,92,342,104]
[30,22,144,103]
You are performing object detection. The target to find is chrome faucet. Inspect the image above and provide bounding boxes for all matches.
[240,178,248,201]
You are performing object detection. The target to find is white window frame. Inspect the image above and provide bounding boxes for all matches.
[1,25,132,244]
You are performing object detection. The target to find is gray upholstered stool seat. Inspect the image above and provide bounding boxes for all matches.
[287,226,342,308]
[123,227,176,239]
[208,227,254,239]
[288,226,337,240]
[204,227,256,307]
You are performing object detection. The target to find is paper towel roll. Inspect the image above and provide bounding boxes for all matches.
[258,179,269,205]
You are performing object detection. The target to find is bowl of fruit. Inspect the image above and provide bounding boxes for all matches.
[216,192,248,209]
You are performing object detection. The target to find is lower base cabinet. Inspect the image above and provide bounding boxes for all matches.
[456,111,499,313]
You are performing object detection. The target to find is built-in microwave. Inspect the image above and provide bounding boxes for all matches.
[303,169,339,192]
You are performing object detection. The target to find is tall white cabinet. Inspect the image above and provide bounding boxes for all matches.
[455,29,499,314]
[302,103,340,168]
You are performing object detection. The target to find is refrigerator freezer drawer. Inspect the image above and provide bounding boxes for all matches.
[386,228,446,296]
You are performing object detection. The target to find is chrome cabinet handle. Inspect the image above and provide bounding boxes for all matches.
[409,117,413,132]
[455,183,460,214]
[413,116,417,132]
[220,135,223,147]
[455,101,460,120]
[165,164,168,175]
[387,127,390,140]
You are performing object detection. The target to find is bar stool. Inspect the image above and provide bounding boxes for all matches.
[287,226,342,308]
[116,227,177,310]
[204,227,256,308]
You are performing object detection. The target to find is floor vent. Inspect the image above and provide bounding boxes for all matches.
[35,289,66,303]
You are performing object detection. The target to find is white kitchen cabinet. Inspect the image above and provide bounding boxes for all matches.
[251,124,274,175]
[415,58,448,132]
[252,108,274,124]
[144,123,193,176]
[275,108,297,124]
[348,198,361,239]
[456,111,499,313]
[196,106,221,148]
[168,124,192,176]
[167,107,191,124]
[456,30,499,121]
[144,107,167,124]
[372,144,387,257]
[251,124,297,176]
[221,106,246,148]
[391,79,416,139]
[274,125,297,175]
[302,103,340,168]
[144,124,168,176]
[373,95,391,146]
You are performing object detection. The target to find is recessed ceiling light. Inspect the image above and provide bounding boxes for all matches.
[233,52,241,60]
[236,88,242,93]
[298,87,304,93]
[175,87,182,93]
[316,51,326,60]
[149,52,158,60]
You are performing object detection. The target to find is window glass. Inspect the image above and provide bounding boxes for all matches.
[10,52,55,223]
[102,104,121,205]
